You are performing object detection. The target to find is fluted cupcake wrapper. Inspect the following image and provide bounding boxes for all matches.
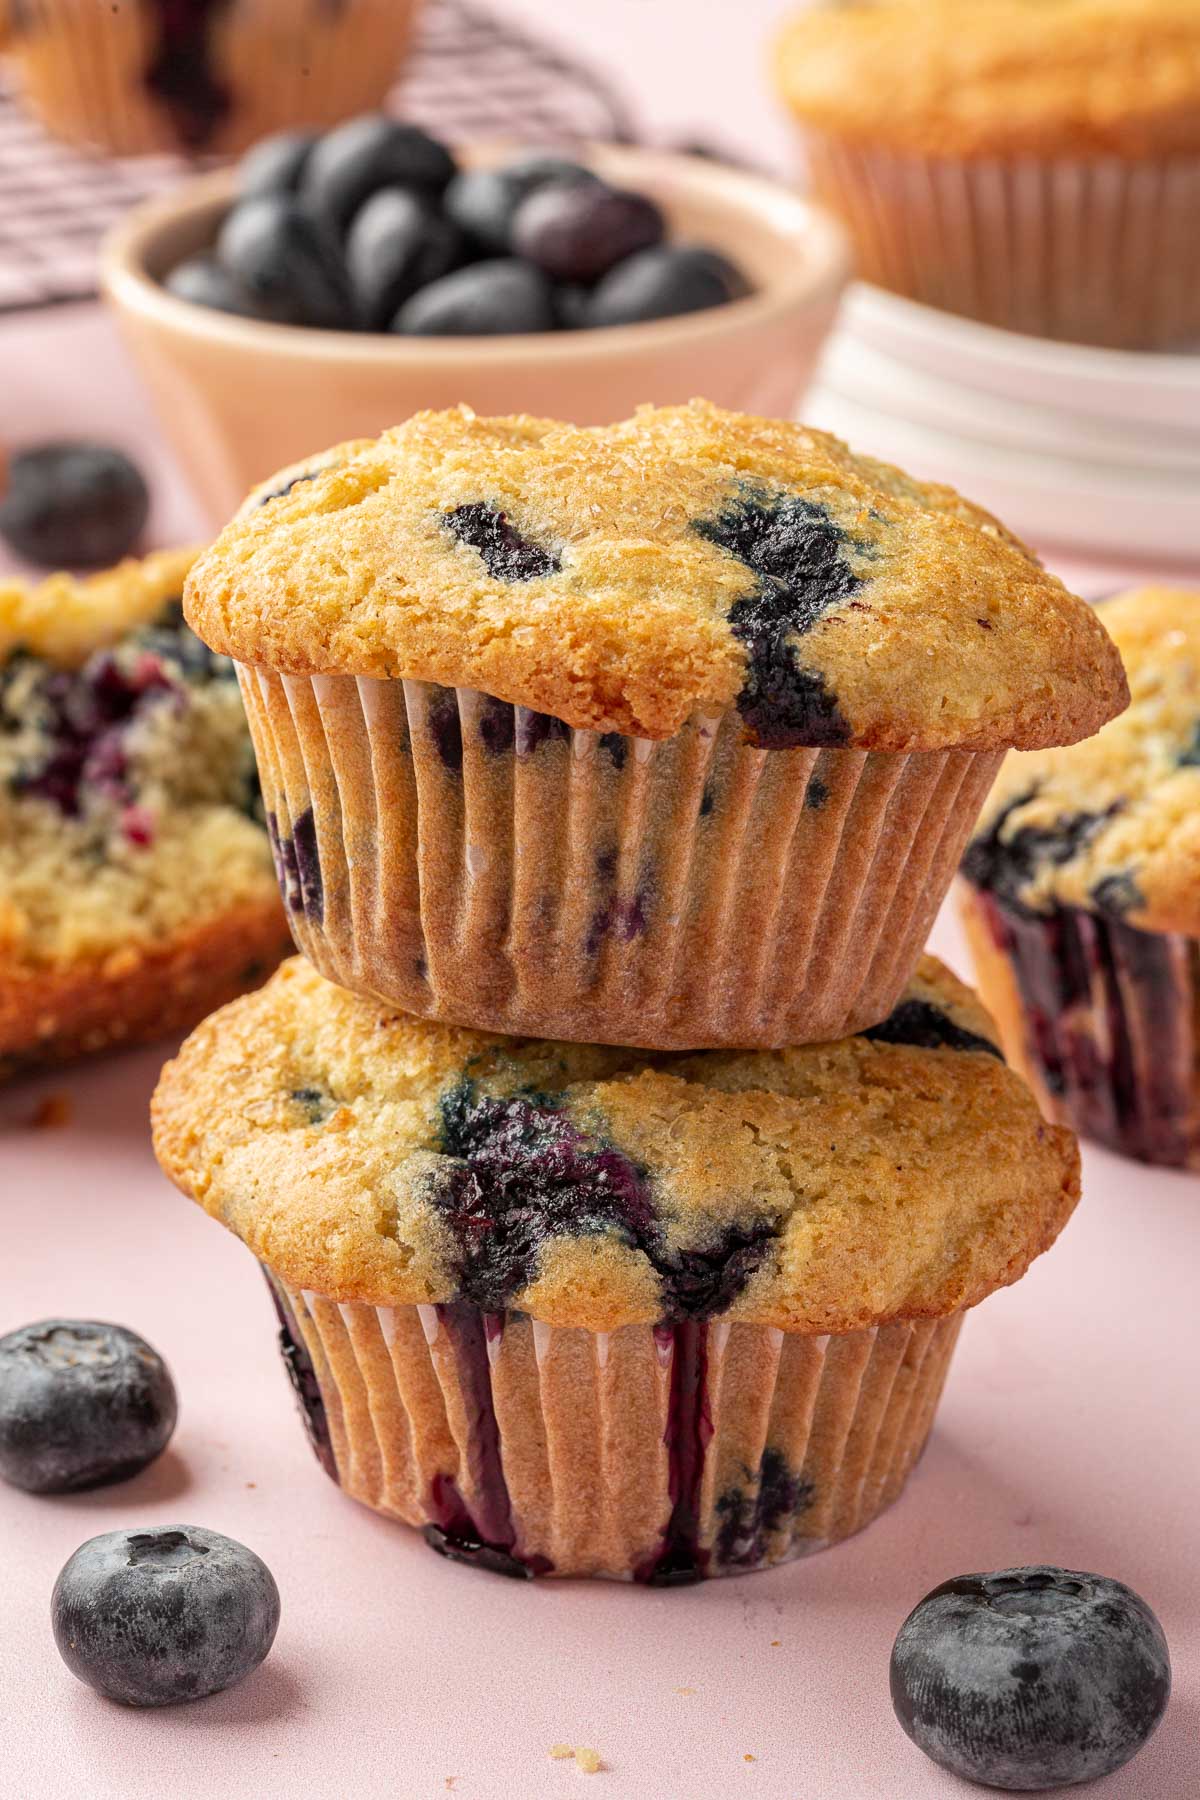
[7,0,419,155]
[266,1273,964,1581]
[238,667,1001,1049]
[804,136,1200,350]
[960,882,1200,1169]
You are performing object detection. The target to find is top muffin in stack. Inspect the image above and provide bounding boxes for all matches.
[184,399,1124,1049]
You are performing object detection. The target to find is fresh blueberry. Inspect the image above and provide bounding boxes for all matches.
[0,1320,177,1494]
[217,197,353,331]
[512,179,664,284]
[392,258,556,336]
[552,283,590,330]
[164,255,262,318]
[52,1526,280,1707]
[346,189,466,330]
[302,114,456,233]
[443,155,598,253]
[891,1566,1171,1790]
[584,244,749,328]
[0,443,149,568]
[237,129,316,198]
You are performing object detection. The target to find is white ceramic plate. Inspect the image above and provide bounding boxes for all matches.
[839,284,1200,436]
[818,335,1200,472]
[807,381,1200,563]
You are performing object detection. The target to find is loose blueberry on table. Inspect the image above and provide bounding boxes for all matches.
[52,1526,280,1707]
[165,115,751,335]
[891,1566,1170,1790]
[0,1320,177,1494]
[0,444,149,569]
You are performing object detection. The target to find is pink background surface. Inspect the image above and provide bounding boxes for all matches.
[3,4,1199,1794]
[4,910,1199,1800]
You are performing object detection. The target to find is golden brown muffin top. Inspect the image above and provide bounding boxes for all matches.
[152,954,1079,1334]
[964,587,1200,937]
[774,1,1200,159]
[183,402,1126,752]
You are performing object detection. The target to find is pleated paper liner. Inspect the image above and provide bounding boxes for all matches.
[804,136,1200,350]
[8,0,419,155]
[960,881,1200,1170]
[266,1273,964,1582]
[239,667,1002,1049]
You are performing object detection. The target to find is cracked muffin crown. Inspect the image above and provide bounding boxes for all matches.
[184,400,1127,752]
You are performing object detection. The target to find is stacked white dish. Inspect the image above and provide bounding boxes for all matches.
[807,285,1200,566]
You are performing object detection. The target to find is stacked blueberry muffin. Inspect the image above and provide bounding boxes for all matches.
[154,401,1125,1581]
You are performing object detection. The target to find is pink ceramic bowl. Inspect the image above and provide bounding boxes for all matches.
[101,144,851,525]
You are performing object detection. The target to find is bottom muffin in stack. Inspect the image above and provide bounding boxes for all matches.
[153,955,1077,1582]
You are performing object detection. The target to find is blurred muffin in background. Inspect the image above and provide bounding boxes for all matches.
[774,0,1200,349]
[3,0,423,156]
[960,588,1200,1170]
[0,548,290,1077]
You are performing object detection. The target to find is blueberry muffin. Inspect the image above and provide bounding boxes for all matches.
[4,0,421,155]
[0,548,291,1078]
[183,401,1125,1050]
[152,953,1079,1581]
[775,1,1200,348]
[960,587,1200,1169]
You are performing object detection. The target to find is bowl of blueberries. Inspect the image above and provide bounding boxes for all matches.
[100,114,851,522]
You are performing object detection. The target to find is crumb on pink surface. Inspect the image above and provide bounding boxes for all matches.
[550,1744,604,1774]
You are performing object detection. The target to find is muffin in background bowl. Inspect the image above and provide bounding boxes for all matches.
[151,953,1080,1581]
[960,587,1200,1169]
[774,0,1200,349]
[4,0,422,155]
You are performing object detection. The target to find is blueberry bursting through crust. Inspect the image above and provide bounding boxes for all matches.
[430,1080,778,1319]
[693,489,862,748]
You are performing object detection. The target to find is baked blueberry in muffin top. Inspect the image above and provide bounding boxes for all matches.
[963,588,1200,937]
[184,402,1126,753]
[152,953,1080,1334]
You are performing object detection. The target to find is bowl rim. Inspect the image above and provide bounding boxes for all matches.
[100,141,852,364]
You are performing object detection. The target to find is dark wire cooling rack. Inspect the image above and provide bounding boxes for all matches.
[0,0,636,313]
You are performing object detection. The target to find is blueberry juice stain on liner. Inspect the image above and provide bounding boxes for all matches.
[973,889,1198,1167]
[263,1272,339,1483]
[422,1304,553,1580]
[144,0,233,149]
[635,1321,714,1585]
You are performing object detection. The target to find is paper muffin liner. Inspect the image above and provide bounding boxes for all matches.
[238,667,1002,1049]
[804,135,1200,350]
[6,0,421,155]
[960,882,1200,1169]
[265,1273,964,1581]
